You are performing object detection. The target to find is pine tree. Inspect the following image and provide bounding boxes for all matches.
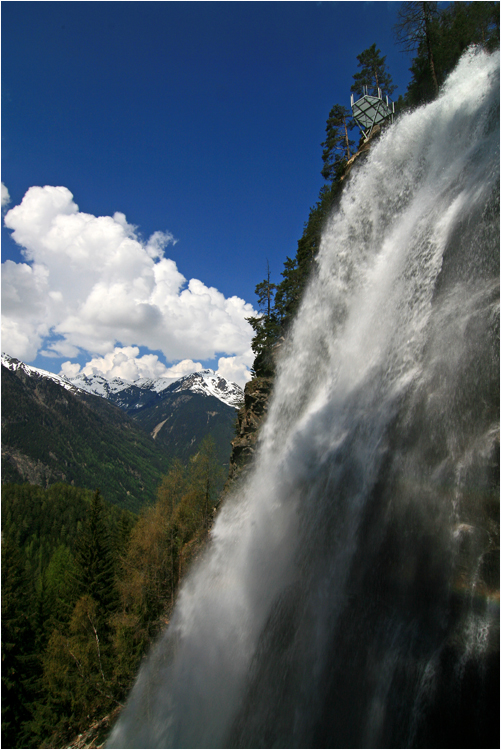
[1,536,39,749]
[190,435,225,531]
[74,490,116,617]
[351,43,396,97]
[246,264,281,376]
[254,260,277,319]
[402,2,499,107]
[43,545,79,635]
[321,104,356,183]
[394,2,440,96]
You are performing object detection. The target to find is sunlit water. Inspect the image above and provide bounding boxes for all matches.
[108,49,499,749]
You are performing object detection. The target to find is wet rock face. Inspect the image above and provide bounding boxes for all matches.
[227,376,274,485]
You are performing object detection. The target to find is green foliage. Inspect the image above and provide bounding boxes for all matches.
[400,1,499,107]
[1,536,39,749]
[351,43,396,97]
[1,483,136,747]
[1,441,227,745]
[394,2,440,97]
[36,596,118,747]
[246,310,281,377]
[189,435,225,531]
[249,178,343,376]
[247,262,282,376]
[1,483,133,577]
[1,366,171,512]
[132,391,237,468]
[321,105,356,182]
[113,436,226,685]
[74,490,117,616]
[43,546,80,637]
[254,262,277,318]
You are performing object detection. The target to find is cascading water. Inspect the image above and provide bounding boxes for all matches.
[108,49,499,749]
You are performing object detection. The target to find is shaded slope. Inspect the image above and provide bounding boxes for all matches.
[132,391,237,467]
[1,365,170,512]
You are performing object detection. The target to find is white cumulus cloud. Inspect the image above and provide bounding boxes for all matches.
[60,345,204,384]
[2,185,256,384]
[60,345,253,388]
[1,183,11,208]
[216,353,254,386]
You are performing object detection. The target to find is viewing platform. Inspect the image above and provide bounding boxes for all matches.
[351,86,395,142]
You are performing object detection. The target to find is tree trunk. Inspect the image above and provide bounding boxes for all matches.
[422,1,439,95]
[344,118,351,160]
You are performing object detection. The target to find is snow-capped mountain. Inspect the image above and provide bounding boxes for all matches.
[2,352,242,478]
[68,368,243,409]
[1,353,85,395]
[66,372,139,400]
[169,370,244,408]
[1,354,244,410]
[1,352,171,510]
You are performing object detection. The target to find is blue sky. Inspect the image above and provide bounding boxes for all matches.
[2,1,415,386]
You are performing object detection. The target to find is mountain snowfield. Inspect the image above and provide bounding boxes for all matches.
[1,353,86,395]
[1,353,244,409]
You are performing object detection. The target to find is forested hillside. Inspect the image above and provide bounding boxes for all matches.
[1,364,171,512]
[132,390,238,466]
[2,436,224,748]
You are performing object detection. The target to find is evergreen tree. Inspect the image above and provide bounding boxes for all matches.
[1,536,35,748]
[394,2,440,96]
[403,1,499,106]
[74,489,116,617]
[351,43,396,97]
[437,1,500,67]
[190,435,225,531]
[43,545,79,636]
[321,104,356,182]
[254,260,277,319]
[246,264,281,377]
[274,181,341,328]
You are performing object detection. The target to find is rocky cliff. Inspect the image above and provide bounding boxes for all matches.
[227,376,274,486]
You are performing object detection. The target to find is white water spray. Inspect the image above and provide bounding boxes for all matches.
[109,49,499,749]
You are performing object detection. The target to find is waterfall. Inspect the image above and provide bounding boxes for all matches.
[108,48,499,749]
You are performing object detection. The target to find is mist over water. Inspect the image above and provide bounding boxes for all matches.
[108,49,499,749]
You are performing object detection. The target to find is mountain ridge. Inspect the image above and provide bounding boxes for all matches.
[1,353,244,410]
[1,363,170,512]
[1,354,241,500]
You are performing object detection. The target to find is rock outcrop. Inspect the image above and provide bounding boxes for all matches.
[226,376,274,487]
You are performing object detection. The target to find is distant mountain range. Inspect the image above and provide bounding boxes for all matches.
[1,353,243,510]
[68,367,243,410]
[1,354,243,409]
